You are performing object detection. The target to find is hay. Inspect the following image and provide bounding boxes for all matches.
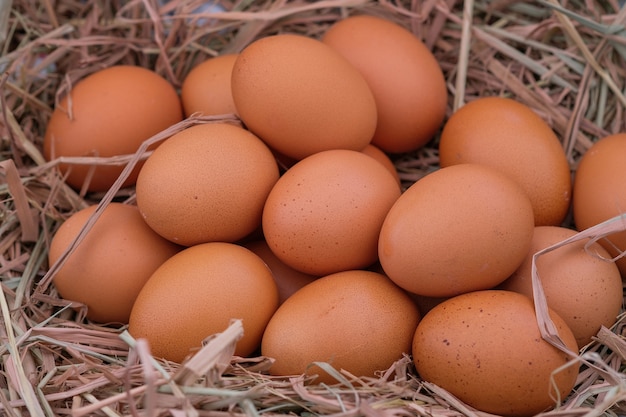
[2,0,626,416]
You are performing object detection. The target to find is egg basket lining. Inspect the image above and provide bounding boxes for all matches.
[2,0,626,415]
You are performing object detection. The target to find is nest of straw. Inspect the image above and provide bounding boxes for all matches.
[2,0,626,415]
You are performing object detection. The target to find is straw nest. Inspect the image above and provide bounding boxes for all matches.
[2,0,626,416]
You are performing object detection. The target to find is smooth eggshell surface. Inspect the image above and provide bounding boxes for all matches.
[49,203,182,324]
[262,149,401,276]
[261,270,420,384]
[379,163,535,297]
[573,133,626,277]
[322,14,447,154]
[413,290,579,417]
[500,226,622,348]
[135,123,279,246]
[181,54,238,117]
[244,240,319,305]
[360,144,401,187]
[44,65,183,192]
[231,34,377,160]
[128,242,279,362]
[438,97,572,226]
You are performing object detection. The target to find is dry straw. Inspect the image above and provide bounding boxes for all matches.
[1,0,626,416]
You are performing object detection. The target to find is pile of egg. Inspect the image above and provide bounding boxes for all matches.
[44,14,626,417]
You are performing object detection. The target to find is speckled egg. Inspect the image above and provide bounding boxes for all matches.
[499,226,623,348]
[262,149,401,276]
[322,14,447,153]
[438,97,572,226]
[262,270,420,384]
[44,65,183,192]
[413,290,579,416]
[48,203,182,324]
[378,163,535,297]
[135,123,279,246]
[231,34,377,160]
[573,133,626,277]
[128,242,279,362]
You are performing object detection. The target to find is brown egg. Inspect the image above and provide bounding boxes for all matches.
[128,242,279,362]
[499,226,622,348]
[322,14,447,154]
[262,149,401,276]
[44,65,183,192]
[48,203,182,324]
[573,133,626,277]
[181,54,238,117]
[379,163,535,298]
[262,270,420,384]
[361,144,401,187]
[438,97,572,226]
[231,34,377,160]
[135,123,279,246]
[413,290,579,417]
[243,240,318,305]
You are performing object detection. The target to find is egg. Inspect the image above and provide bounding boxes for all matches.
[243,240,318,305]
[261,270,420,384]
[44,65,183,192]
[361,144,401,187]
[262,149,401,276]
[48,202,182,324]
[181,54,238,118]
[135,123,279,246]
[322,14,447,154]
[438,96,572,226]
[499,226,623,348]
[378,163,535,298]
[573,133,626,277]
[128,242,279,362]
[231,34,377,160]
[413,290,579,416]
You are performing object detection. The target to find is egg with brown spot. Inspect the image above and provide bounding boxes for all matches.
[135,123,279,246]
[499,225,623,348]
[413,290,579,416]
[262,149,401,276]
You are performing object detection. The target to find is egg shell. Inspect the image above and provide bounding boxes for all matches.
[135,123,279,246]
[262,149,401,276]
[181,54,238,118]
[261,270,420,384]
[438,96,572,226]
[361,144,401,187]
[128,242,279,362]
[48,203,182,324]
[412,290,579,417]
[378,163,535,298]
[243,240,319,305]
[231,34,377,160]
[322,14,447,154]
[573,133,626,277]
[44,65,183,192]
[499,226,622,348]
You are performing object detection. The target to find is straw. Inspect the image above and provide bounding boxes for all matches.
[2,0,626,416]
